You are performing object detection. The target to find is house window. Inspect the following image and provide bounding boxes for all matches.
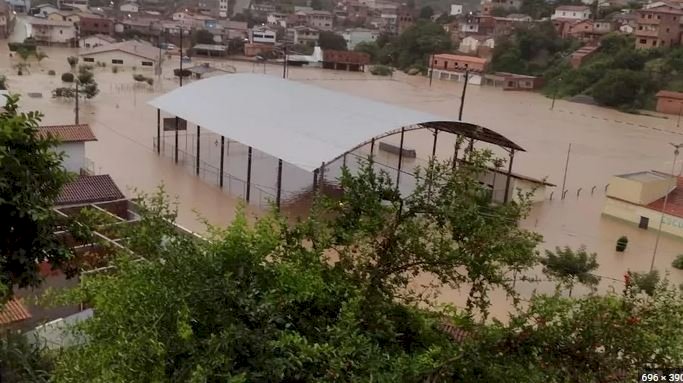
[657,15,660,19]
[640,38,646,43]
[94,23,98,27]
[112,59,123,64]
[59,29,63,34]
[141,61,153,66]
[572,12,576,16]
[653,40,657,46]
[83,57,95,62]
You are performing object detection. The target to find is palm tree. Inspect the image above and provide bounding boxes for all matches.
[540,246,600,296]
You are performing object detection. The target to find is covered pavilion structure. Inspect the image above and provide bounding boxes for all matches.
[149,74,526,209]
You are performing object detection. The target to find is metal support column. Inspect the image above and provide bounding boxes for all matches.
[396,127,405,189]
[458,70,469,121]
[174,116,179,163]
[370,137,376,160]
[319,162,326,192]
[156,108,160,154]
[246,146,252,202]
[503,150,515,203]
[276,159,283,209]
[452,136,460,169]
[195,125,200,175]
[431,128,438,158]
[312,168,319,192]
[219,136,225,188]
[343,153,347,168]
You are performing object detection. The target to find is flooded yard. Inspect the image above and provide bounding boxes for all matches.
[2,42,683,319]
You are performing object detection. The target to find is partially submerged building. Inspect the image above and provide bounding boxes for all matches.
[603,170,683,238]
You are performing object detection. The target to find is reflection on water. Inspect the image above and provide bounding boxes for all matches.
[3,44,683,319]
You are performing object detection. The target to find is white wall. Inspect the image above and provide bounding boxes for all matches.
[80,36,112,48]
[450,4,463,15]
[59,142,85,173]
[81,50,157,70]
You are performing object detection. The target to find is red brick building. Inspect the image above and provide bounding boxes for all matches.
[79,14,114,36]
[635,5,683,49]
[322,50,370,71]
[656,90,683,115]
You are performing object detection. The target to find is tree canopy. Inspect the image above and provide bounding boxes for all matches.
[0,95,71,301]
[317,31,347,51]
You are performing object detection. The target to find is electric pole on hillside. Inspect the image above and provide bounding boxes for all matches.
[458,69,469,121]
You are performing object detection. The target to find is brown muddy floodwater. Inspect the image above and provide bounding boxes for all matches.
[2,43,683,319]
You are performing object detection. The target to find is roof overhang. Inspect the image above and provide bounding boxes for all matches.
[148,74,523,172]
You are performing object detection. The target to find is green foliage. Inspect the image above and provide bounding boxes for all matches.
[489,5,511,16]
[0,331,53,382]
[191,29,215,45]
[0,75,6,90]
[630,270,661,296]
[491,21,575,75]
[543,33,683,110]
[369,64,393,76]
[394,20,451,70]
[419,5,434,19]
[16,48,31,61]
[61,72,74,82]
[673,254,683,270]
[592,69,655,110]
[66,56,78,69]
[541,246,600,296]
[0,95,71,300]
[318,31,347,51]
[228,37,245,55]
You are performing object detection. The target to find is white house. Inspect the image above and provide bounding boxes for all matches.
[119,1,139,13]
[287,26,319,44]
[38,124,97,173]
[267,12,288,27]
[619,24,634,33]
[218,0,228,17]
[458,35,495,54]
[80,34,116,48]
[28,17,76,45]
[7,0,31,13]
[450,3,463,15]
[250,25,276,44]
[342,28,378,49]
[551,5,592,20]
[80,40,159,70]
[31,3,59,18]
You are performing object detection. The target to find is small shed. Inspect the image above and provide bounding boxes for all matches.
[655,90,683,115]
[191,44,227,57]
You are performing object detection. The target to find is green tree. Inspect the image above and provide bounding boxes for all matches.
[629,270,660,296]
[489,6,511,16]
[393,20,451,70]
[540,246,600,296]
[592,69,654,109]
[354,41,379,62]
[192,29,215,45]
[418,5,434,19]
[67,56,78,70]
[0,95,71,301]
[318,31,347,51]
[310,0,322,10]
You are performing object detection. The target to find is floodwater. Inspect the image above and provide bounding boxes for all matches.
[3,41,683,319]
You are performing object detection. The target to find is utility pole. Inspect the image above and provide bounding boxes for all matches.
[179,27,184,87]
[282,44,287,79]
[74,81,79,124]
[677,104,682,128]
[458,69,469,121]
[650,143,683,271]
[428,53,434,87]
[561,143,571,199]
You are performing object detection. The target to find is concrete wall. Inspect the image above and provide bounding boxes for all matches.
[657,96,683,115]
[81,50,156,70]
[607,174,674,205]
[603,197,683,238]
[59,142,85,173]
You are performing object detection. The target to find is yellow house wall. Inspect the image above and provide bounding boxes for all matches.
[602,197,683,238]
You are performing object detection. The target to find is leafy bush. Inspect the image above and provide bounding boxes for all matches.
[0,75,6,90]
[630,270,660,296]
[370,65,393,76]
[78,64,94,73]
[61,72,74,82]
[673,254,683,270]
[67,56,78,69]
[173,68,191,77]
[47,70,56,76]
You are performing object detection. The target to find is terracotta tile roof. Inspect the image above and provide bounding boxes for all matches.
[656,90,683,100]
[0,299,32,326]
[556,5,591,11]
[433,53,488,64]
[38,124,97,143]
[56,175,125,206]
[646,176,683,219]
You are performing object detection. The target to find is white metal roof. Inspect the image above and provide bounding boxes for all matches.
[148,74,443,172]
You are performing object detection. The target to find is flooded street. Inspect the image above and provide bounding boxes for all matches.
[3,43,683,318]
